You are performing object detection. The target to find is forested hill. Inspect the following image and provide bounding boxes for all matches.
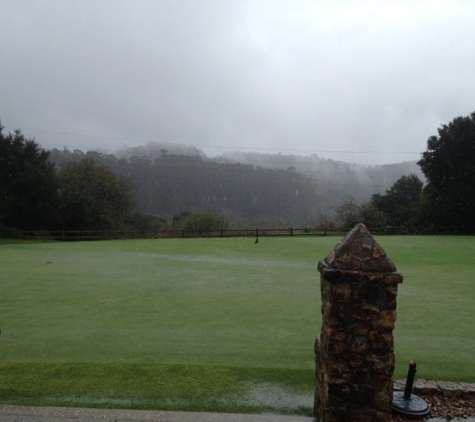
[49,143,423,227]
[217,151,423,191]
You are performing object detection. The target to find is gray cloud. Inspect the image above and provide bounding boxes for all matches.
[1,0,475,164]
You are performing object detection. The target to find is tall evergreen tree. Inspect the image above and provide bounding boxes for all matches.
[58,159,133,230]
[0,124,59,231]
[418,112,475,232]
[371,174,423,230]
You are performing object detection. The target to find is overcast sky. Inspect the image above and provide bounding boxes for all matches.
[1,0,474,165]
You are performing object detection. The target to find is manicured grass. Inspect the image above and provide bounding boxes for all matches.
[0,363,312,414]
[379,236,475,381]
[0,235,474,413]
[0,237,325,367]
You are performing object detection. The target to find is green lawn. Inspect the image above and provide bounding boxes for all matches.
[0,235,474,414]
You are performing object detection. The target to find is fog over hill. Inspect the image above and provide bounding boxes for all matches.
[116,142,424,204]
[109,142,424,224]
[217,150,424,188]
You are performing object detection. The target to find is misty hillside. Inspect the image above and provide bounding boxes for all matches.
[115,142,424,206]
[50,142,425,227]
[116,142,424,189]
[217,150,424,191]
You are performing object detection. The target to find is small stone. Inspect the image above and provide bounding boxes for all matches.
[331,282,351,302]
[373,387,392,411]
[353,282,384,303]
[326,359,350,376]
[386,299,397,310]
[351,407,383,422]
[413,379,439,395]
[352,303,380,320]
[439,381,463,397]
[328,341,348,354]
[462,384,475,397]
[352,368,371,384]
[367,353,395,375]
[351,336,370,353]
[323,303,345,325]
[321,279,331,298]
[368,274,384,282]
[349,323,371,336]
[378,310,397,330]
[325,326,347,341]
[373,245,386,258]
[370,329,394,352]
[328,380,354,399]
[348,353,365,367]
[383,273,403,284]
[384,284,398,295]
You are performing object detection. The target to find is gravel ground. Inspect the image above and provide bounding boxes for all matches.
[392,392,475,421]
[392,379,475,421]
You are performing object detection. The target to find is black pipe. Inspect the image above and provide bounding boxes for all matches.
[404,361,417,399]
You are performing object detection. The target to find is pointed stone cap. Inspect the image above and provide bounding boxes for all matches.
[320,223,397,273]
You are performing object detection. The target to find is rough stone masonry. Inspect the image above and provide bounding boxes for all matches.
[314,223,403,422]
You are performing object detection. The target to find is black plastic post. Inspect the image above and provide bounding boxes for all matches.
[392,360,430,418]
[404,361,417,399]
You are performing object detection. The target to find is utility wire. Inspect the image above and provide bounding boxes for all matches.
[4,125,422,157]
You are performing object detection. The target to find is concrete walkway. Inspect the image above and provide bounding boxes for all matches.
[0,406,313,422]
[1,406,475,422]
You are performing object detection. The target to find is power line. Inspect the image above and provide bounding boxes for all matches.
[4,125,422,157]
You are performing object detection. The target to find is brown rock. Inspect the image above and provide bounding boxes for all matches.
[378,310,397,330]
[370,329,394,352]
[348,353,365,367]
[383,273,403,284]
[326,359,350,377]
[323,303,345,326]
[352,368,371,384]
[367,353,395,375]
[331,282,351,302]
[368,274,384,283]
[321,224,398,273]
[373,245,386,258]
[352,303,380,320]
[351,336,370,353]
[373,386,393,411]
[328,341,348,354]
[383,284,398,295]
[325,326,347,342]
[353,282,384,303]
[349,323,371,336]
[328,379,354,399]
[321,279,331,298]
[352,407,388,422]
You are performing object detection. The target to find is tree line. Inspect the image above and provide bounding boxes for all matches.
[334,112,475,234]
[1,111,475,235]
[47,148,320,229]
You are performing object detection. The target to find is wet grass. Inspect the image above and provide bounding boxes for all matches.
[0,235,474,413]
[0,362,312,414]
[0,237,326,368]
[381,235,475,381]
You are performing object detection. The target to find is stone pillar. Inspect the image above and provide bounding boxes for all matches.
[314,223,403,422]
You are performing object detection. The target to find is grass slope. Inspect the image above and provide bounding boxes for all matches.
[1,235,474,413]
